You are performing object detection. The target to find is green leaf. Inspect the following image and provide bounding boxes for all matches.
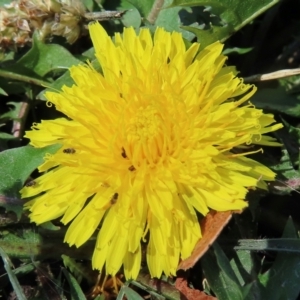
[62,255,94,285]
[0,86,8,96]
[0,246,27,300]
[0,102,23,121]
[0,65,49,87]
[230,250,254,286]
[202,243,243,300]
[62,268,86,300]
[0,144,61,218]
[258,218,300,300]
[126,0,155,17]
[37,70,75,101]
[268,147,300,195]
[0,132,17,151]
[94,295,106,300]
[116,286,145,300]
[182,24,232,47]
[103,0,143,28]
[120,1,142,28]
[241,282,265,300]
[82,0,95,11]
[251,83,300,117]
[169,0,280,48]
[154,0,196,41]
[17,32,82,77]
[0,226,94,260]
[82,47,95,60]
[0,0,12,5]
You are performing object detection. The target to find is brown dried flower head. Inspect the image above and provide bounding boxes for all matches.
[0,0,88,51]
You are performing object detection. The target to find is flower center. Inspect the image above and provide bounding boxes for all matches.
[127,105,161,140]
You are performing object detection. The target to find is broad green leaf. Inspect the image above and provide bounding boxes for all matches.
[125,0,155,17]
[0,132,17,151]
[182,23,232,47]
[82,47,95,60]
[251,83,300,117]
[202,243,243,300]
[0,144,61,218]
[258,218,300,300]
[154,0,196,41]
[169,0,280,48]
[120,2,142,28]
[103,0,143,28]
[104,0,142,27]
[17,32,82,77]
[0,144,61,195]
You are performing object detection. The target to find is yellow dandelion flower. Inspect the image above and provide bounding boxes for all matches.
[21,22,283,279]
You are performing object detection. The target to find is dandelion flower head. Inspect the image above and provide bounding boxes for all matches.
[21,22,283,279]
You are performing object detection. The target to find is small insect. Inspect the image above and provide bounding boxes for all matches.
[110,193,118,204]
[25,180,36,187]
[121,147,127,158]
[128,165,136,172]
[63,148,76,154]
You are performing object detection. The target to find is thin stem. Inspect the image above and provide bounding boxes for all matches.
[0,68,49,87]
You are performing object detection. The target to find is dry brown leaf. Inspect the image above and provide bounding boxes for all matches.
[175,276,217,300]
[178,210,241,270]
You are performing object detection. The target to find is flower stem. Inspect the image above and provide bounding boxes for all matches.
[0,69,49,87]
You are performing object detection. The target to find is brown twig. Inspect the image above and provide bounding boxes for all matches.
[244,68,300,83]
[146,0,165,24]
[12,101,29,138]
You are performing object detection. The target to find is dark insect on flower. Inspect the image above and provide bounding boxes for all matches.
[25,180,36,187]
[128,165,136,172]
[121,147,127,158]
[110,193,118,204]
[63,148,76,154]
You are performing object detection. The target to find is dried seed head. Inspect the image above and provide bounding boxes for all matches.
[0,0,88,51]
